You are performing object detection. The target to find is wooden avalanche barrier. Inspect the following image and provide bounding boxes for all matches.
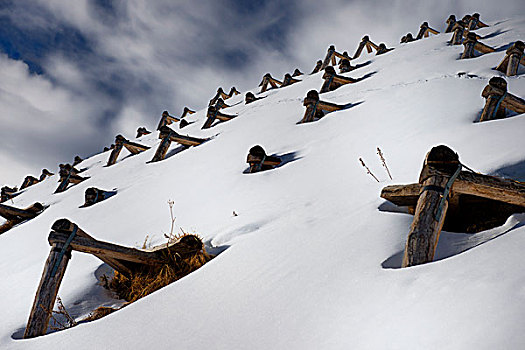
[339,59,354,73]
[245,92,265,104]
[208,87,239,107]
[136,127,151,138]
[246,145,282,173]
[416,22,439,40]
[150,126,208,162]
[292,68,303,77]
[201,106,237,129]
[376,43,394,55]
[311,60,323,74]
[299,90,346,124]
[445,15,456,33]
[450,20,466,45]
[495,41,525,77]
[24,219,205,338]
[156,110,180,131]
[214,98,230,110]
[468,13,488,30]
[0,186,18,203]
[380,145,525,267]
[353,36,379,59]
[400,33,415,44]
[83,187,114,207]
[320,45,352,70]
[39,169,54,181]
[281,73,301,87]
[106,135,150,167]
[55,164,89,194]
[73,156,83,166]
[259,73,283,93]
[461,32,495,59]
[20,176,40,190]
[0,202,45,234]
[320,66,358,93]
[480,77,525,122]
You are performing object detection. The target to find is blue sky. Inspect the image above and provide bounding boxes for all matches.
[0,0,523,186]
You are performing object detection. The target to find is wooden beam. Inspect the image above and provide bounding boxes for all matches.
[0,202,44,220]
[496,41,525,77]
[445,15,456,33]
[246,145,281,173]
[480,77,525,122]
[311,60,323,74]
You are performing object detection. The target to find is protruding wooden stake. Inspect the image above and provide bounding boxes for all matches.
[445,15,456,33]
[480,77,525,122]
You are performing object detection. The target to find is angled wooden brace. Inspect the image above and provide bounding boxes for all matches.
[136,127,151,138]
[281,73,301,87]
[0,202,45,234]
[83,187,114,207]
[0,186,18,203]
[73,156,83,166]
[214,98,230,110]
[352,36,379,59]
[245,92,265,104]
[24,218,204,338]
[227,87,240,98]
[320,45,338,70]
[246,145,282,173]
[339,59,355,73]
[150,126,208,162]
[180,107,196,119]
[468,13,488,30]
[320,66,358,93]
[292,68,303,77]
[376,43,394,55]
[55,165,89,194]
[107,135,150,167]
[445,15,456,33]
[480,77,525,122]
[209,87,226,106]
[400,33,415,44]
[461,32,495,59]
[311,60,323,74]
[450,21,466,45]
[299,90,345,124]
[157,110,180,131]
[259,73,283,93]
[20,176,40,190]
[39,169,54,182]
[495,41,525,77]
[416,22,440,40]
[201,106,237,129]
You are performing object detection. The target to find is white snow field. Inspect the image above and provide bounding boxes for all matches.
[1,16,525,350]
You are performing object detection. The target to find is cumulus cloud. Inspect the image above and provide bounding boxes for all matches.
[0,0,522,186]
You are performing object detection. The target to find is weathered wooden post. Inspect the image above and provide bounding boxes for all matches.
[201,106,237,129]
[157,110,180,131]
[445,15,456,33]
[180,107,196,119]
[450,20,466,45]
[259,73,283,93]
[311,60,323,74]
[228,87,240,97]
[299,90,346,124]
[107,135,125,166]
[468,13,488,30]
[320,66,358,93]
[83,187,113,207]
[20,176,39,190]
[136,127,151,138]
[416,22,440,40]
[401,33,415,43]
[39,169,54,182]
[245,92,265,104]
[55,165,88,194]
[292,68,303,77]
[353,35,379,59]
[495,41,525,77]
[1,186,18,203]
[73,156,83,166]
[480,77,525,122]
[321,45,337,70]
[150,126,207,162]
[0,202,45,234]
[339,59,353,73]
[281,73,300,87]
[246,145,282,173]
[376,43,394,55]
[461,32,495,59]
[214,97,230,110]
[402,145,461,267]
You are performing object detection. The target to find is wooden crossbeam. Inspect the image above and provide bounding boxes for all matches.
[299,90,345,124]
[320,45,352,71]
[320,66,357,93]
[73,156,83,166]
[480,77,525,122]
[246,145,282,173]
[495,41,525,77]
[107,135,150,166]
[214,98,230,109]
[156,110,180,131]
[416,22,439,40]
[259,73,283,93]
[0,202,44,234]
[292,68,303,77]
[55,166,89,194]
[353,36,379,59]
[445,15,456,33]
[339,59,354,73]
[181,107,196,118]
[450,21,466,45]
[227,87,240,97]
[39,169,54,182]
[1,186,18,203]
[376,43,394,55]
[245,92,265,104]
[83,187,113,207]
[400,33,415,43]
[201,106,237,129]
[468,13,488,30]
[136,127,151,138]
[20,176,39,190]
[311,60,323,74]
[461,33,495,59]
[281,73,301,87]
[150,126,208,162]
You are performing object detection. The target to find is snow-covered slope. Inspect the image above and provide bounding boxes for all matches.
[2,16,525,350]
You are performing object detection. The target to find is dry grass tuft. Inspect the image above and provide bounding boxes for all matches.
[83,306,120,321]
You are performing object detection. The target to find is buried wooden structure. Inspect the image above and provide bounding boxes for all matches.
[180,106,196,119]
[353,36,379,59]
[376,43,394,55]
[83,187,114,207]
[150,126,208,162]
[468,13,488,30]
[136,127,151,138]
[416,22,439,40]
[39,169,54,181]
[400,33,415,44]
[20,176,40,190]
[156,110,180,131]
[380,145,525,268]
[0,202,45,234]
[201,106,237,129]
[299,90,346,124]
[311,60,323,74]
[479,77,525,122]
[445,15,456,33]
[339,59,354,73]
[24,219,205,338]
[73,156,83,166]
[208,87,240,107]
[245,92,265,104]
[450,20,466,45]
[214,98,230,110]
[320,66,358,93]
[495,41,525,77]
[106,135,150,167]
[246,145,282,173]
[55,165,89,194]
[320,45,352,70]
[461,32,495,59]
[292,68,303,77]
[281,73,301,87]
[259,73,282,93]
[1,186,18,203]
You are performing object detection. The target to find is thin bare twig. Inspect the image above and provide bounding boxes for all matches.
[359,158,380,182]
[377,147,393,180]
